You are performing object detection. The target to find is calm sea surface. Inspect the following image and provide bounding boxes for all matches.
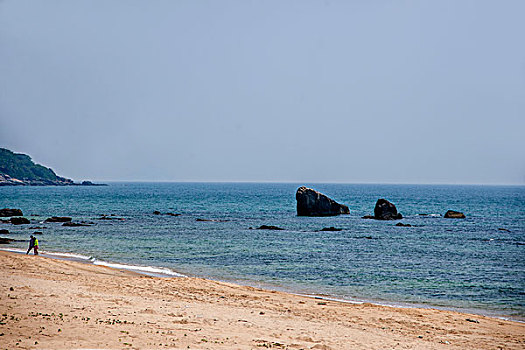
[1,183,524,320]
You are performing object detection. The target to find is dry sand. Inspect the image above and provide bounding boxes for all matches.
[0,250,523,349]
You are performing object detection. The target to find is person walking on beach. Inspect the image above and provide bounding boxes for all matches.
[26,235,38,255]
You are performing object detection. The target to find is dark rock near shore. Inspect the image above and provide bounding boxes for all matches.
[33,231,43,235]
[10,217,30,225]
[320,227,342,231]
[62,222,91,227]
[0,229,9,234]
[0,237,14,244]
[45,217,72,223]
[257,225,284,230]
[153,211,161,215]
[444,210,466,219]
[296,187,350,217]
[361,215,375,219]
[373,199,403,220]
[166,212,181,217]
[395,222,412,227]
[0,208,23,217]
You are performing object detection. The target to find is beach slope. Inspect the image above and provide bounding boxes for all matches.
[0,251,523,349]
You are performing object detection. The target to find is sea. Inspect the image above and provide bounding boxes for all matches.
[1,183,524,321]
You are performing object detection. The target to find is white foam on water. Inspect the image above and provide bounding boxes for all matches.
[41,251,94,261]
[92,259,185,277]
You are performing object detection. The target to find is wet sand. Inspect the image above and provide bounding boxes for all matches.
[0,250,523,349]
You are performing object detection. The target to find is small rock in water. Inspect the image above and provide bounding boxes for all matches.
[395,222,412,227]
[498,228,511,232]
[361,215,375,219]
[257,225,284,230]
[320,227,342,231]
[165,212,181,217]
[153,211,161,215]
[45,217,72,223]
[62,222,91,227]
[373,199,403,220]
[0,229,9,234]
[10,217,30,225]
[444,210,466,219]
[33,231,43,235]
[0,208,23,217]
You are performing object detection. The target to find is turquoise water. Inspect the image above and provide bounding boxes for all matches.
[1,183,524,320]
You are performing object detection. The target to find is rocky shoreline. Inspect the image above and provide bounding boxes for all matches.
[0,173,105,186]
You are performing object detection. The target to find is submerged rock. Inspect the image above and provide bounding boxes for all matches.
[257,225,284,230]
[165,212,181,217]
[0,229,9,234]
[0,208,23,217]
[10,217,30,225]
[395,222,412,227]
[45,217,72,223]
[373,199,402,220]
[296,187,350,217]
[153,211,161,215]
[320,227,342,231]
[444,210,466,219]
[62,222,91,227]
[0,237,14,244]
[361,215,375,219]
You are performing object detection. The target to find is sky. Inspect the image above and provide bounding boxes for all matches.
[1,0,524,184]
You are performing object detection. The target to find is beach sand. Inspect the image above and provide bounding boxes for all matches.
[0,251,523,349]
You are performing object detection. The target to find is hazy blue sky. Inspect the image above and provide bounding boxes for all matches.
[1,1,524,184]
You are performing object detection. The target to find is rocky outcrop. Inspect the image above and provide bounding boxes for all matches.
[0,208,23,217]
[296,187,350,217]
[373,199,402,220]
[0,148,106,186]
[45,217,72,223]
[10,217,30,225]
[444,210,465,219]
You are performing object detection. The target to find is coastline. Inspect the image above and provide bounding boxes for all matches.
[3,246,523,323]
[1,250,523,349]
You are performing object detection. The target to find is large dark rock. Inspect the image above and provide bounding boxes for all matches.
[10,217,30,225]
[373,199,402,220]
[45,216,72,223]
[296,187,350,216]
[0,229,9,234]
[0,208,23,217]
[444,210,466,219]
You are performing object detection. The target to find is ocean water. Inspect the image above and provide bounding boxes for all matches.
[1,183,524,320]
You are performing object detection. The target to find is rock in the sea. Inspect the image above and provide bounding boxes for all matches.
[33,231,43,235]
[257,225,284,230]
[320,227,342,231]
[166,212,181,217]
[361,215,375,219]
[395,222,412,227]
[296,187,350,217]
[45,216,72,223]
[444,210,465,219]
[10,217,30,225]
[62,222,91,227]
[153,211,161,215]
[373,199,402,220]
[0,208,23,217]
[0,237,14,244]
[0,229,9,234]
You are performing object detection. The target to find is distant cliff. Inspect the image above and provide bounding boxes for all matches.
[0,148,105,186]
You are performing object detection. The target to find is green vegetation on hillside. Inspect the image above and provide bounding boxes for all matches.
[0,148,58,181]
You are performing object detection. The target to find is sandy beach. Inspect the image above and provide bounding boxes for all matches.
[0,251,523,349]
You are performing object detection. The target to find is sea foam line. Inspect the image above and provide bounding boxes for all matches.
[0,247,185,278]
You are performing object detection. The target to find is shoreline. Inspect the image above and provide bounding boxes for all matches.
[1,250,524,349]
[3,246,523,324]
